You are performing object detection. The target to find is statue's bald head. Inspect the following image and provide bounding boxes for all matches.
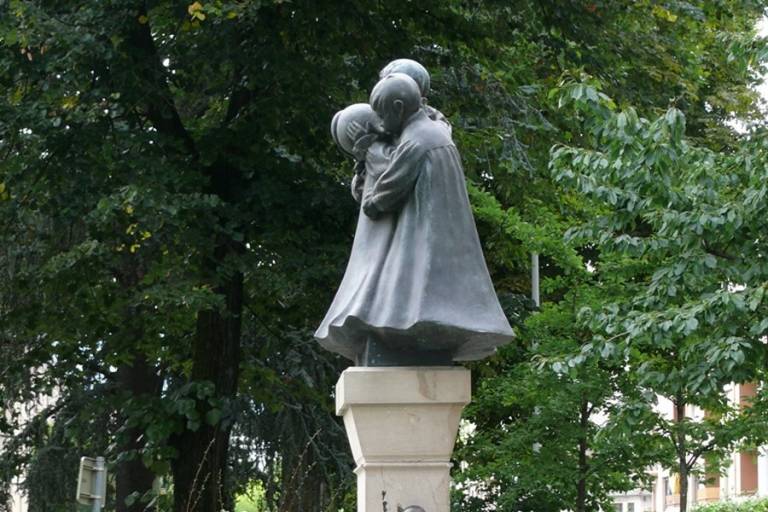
[369,73,421,135]
[379,58,431,97]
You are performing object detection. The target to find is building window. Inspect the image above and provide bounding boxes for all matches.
[741,451,758,494]
[627,503,635,512]
[614,504,623,512]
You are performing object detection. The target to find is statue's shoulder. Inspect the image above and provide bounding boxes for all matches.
[404,116,453,151]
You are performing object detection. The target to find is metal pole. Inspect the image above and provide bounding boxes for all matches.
[531,252,540,307]
[92,456,106,512]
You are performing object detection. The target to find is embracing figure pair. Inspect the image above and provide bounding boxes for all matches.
[316,59,514,367]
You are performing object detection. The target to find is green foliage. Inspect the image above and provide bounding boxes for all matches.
[455,283,662,511]
[549,65,768,510]
[695,499,768,512]
[551,77,768,403]
[234,483,266,512]
[453,2,766,511]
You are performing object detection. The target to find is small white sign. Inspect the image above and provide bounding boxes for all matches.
[76,456,106,507]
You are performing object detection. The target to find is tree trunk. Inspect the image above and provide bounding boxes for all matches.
[576,396,589,512]
[675,397,689,512]
[171,254,243,512]
[280,451,325,512]
[120,8,246,512]
[679,452,689,512]
[115,354,163,512]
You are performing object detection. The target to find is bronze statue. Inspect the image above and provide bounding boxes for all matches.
[316,61,514,366]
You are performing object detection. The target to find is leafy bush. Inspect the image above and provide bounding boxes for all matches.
[694,498,768,512]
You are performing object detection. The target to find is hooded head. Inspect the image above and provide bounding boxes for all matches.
[379,58,430,97]
[369,73,421,135]
[330,103,381,156]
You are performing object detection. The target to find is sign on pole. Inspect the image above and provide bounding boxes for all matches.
[77,456,107,512]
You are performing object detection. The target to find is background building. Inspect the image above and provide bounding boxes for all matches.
[612,383,767,512]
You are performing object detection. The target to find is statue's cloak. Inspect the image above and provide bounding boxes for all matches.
[315,111,514,362]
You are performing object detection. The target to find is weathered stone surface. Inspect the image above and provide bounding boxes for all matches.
[336,367,470,512]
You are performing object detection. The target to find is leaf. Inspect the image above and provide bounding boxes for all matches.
[617,112,627,129]
[652,5,679,23]
[205,408,221,426]
[124,491,140,507]
[61,96,78,110]
[151,460,170,475]
[188,1,206,20]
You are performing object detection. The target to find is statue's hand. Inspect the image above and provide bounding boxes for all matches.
[362,199,381,220]
[345,121,367,146]
[352,133,378,161]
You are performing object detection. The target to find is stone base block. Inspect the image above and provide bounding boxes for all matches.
[336,367,471,512]
[357,462,451,512]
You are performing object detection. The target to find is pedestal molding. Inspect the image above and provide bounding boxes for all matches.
[336,366,471,415]
[354,462,452,474]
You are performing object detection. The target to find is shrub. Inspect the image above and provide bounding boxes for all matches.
[694,498,768,512]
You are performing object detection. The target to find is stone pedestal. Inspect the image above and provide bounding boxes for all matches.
[336,367,471,512]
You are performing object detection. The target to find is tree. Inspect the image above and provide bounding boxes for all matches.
[550,71,768,511]
[449,2,765,511]
[455,280,664,512]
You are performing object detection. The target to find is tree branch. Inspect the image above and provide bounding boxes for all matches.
[124,3,198,159]
[222,62,252,127]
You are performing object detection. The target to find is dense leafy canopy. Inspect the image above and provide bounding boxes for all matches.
[453,3,768,512]
[549,81,768,511]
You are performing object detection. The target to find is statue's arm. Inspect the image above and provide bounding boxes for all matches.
[362,140,426,219]
[351,171,364,203]
[425,105,452,135]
